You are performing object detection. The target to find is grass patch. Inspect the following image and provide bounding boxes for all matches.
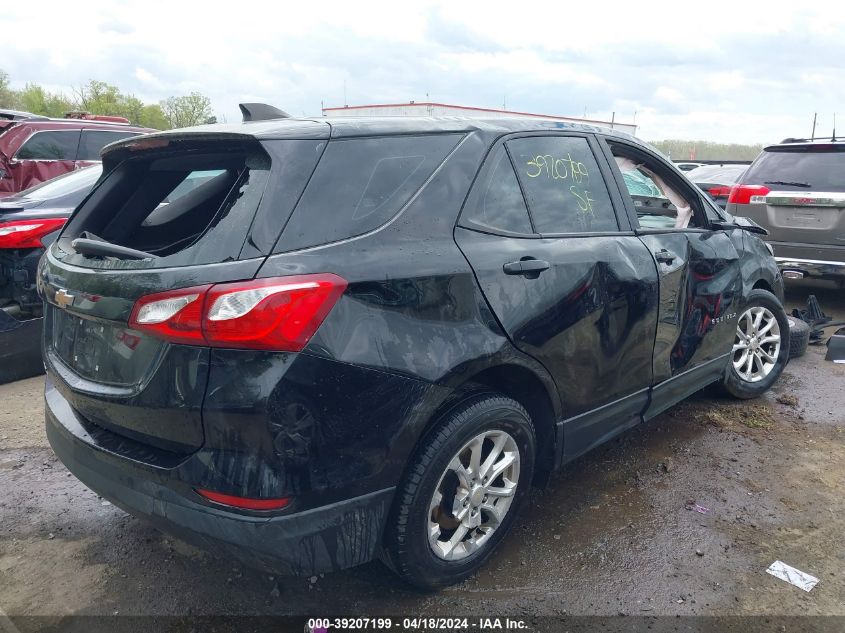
[672,401,775,431]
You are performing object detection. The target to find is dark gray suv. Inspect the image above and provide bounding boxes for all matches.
[726,139,845,287]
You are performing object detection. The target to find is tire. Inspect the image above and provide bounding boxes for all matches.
[787,317,810,359]
[721,289,790,399]
[382,393,536,590]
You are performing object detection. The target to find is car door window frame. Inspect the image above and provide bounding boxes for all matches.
[457,132,635,239]
[597,137,713,235]
[12,129,83,162]
[457,138,539,239]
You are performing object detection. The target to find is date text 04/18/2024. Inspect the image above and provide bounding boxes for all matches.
[306,617,529,631]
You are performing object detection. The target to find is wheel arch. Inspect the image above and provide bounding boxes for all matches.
[415,358,562,482]
[752,278,773,293]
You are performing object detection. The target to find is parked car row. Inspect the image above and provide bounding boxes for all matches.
[0,166,104,381]
[0,109,153,197]
[1,110,152,380]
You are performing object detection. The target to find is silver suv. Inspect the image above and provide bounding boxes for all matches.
[726,138,845,287]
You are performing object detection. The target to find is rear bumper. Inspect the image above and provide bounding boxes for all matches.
[45,378,394,576]
[775,257,845,282]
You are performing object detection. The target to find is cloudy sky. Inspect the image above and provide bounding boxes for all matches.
[5,1,844,143]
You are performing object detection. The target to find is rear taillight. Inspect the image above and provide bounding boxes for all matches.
[0,218,66,249]
[708,186,733,198]
[130,285,210,346]
[727,184,770,205]
[128,274,347,351]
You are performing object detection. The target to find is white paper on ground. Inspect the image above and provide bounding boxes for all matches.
[766,560,819,592]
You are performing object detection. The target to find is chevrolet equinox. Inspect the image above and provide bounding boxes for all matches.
[41,108,788,589]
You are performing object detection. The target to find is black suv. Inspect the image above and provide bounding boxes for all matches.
[41,111,788,589]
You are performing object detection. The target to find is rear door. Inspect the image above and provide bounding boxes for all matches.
[39,132,327,452]
[600,137,743,418]
[455,133,660,460]
[729,144,845,260]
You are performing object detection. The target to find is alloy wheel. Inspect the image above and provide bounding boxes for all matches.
[732,306,781,383]
[427,429,520,561]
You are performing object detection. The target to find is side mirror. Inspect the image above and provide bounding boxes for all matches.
[710,219,768,236]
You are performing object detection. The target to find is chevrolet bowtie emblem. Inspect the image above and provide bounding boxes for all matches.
[55,289,75,309]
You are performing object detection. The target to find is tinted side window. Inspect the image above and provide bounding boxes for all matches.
[507,136,618,234]
[78,131,139,161]
[276,134,462,251]
[15,131,80,160]
[461,145,532,234]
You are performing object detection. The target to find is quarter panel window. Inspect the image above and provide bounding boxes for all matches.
[276,134,462,251]
[461,145,533,234]
[507,136,618,234]
[15,131,80,160]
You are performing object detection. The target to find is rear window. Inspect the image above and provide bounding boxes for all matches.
[744,147,845,191]
[77,130,141,161]
[59,140,271,269]
[15,130,80,160]
[275,134,462,252]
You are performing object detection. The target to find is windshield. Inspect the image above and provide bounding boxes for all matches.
[744,148,845,191]
[16,165,103,201]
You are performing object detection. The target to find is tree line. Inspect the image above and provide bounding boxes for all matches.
[0,70,214,130]
[649,139,764,162]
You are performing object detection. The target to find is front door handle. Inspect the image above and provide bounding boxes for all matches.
[654,249,675,265]
[503,258,550,277]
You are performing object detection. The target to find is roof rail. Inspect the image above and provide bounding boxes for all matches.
[0,109,48,122]
[239,103,290,122]
[65,111,131,124]
[780,137,809,144]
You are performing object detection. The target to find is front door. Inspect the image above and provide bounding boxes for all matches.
[600,138,743,418]
[455,134,660,461]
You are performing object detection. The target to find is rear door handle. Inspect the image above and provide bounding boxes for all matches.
[654,249,675,265]
[503,258,550,277]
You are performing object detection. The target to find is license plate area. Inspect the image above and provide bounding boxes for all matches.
[48,307,163,387]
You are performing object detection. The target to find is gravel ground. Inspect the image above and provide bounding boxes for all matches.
[1,280,843,627]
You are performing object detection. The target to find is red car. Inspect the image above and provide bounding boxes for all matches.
[0,110,154,197]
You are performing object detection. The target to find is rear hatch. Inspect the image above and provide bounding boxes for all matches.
[729,143,845,252]
[40,127,327,452]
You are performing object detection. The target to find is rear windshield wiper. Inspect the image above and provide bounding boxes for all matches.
[71,232,155,260]
[764,180,812,188]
